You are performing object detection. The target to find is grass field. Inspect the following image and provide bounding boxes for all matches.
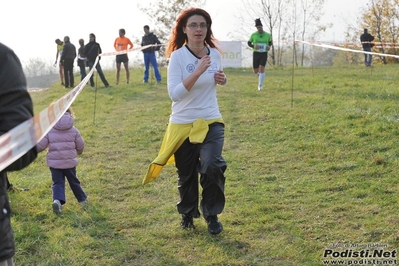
[8,64,399,265]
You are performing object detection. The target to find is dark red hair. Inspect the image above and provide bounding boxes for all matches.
[165,8,218,58]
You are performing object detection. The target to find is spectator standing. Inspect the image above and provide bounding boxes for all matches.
[84,33,110,88]
[114,28,133,85]
[36,108,87,215]
[60,36,77,88]
[141,25,162,83]
[54,38,65,86]
[77,39,87,81]
[360,28,375,66]
[0,42,38,266]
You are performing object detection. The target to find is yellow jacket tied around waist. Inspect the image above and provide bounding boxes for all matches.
[142,118,223,185]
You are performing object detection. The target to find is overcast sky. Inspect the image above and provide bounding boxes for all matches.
[1,0,366,66]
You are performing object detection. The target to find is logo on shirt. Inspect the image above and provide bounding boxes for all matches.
[186,64,196,73]
[207,62,218,73]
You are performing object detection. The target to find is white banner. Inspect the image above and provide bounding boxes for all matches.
[219,41,242,68]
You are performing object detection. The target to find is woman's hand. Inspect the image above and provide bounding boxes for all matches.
[183,55,211,91]
[214,70,226,85]
[196,55,211,74]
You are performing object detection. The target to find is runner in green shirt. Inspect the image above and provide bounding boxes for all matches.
[247,18,273,91]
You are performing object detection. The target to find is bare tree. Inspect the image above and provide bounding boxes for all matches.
[241,0,288,66]
[23,58,52,77]
[298,0,326,66]
[344,0,399,65]
[260,0,285,66]
[284,0,327,66]
[241,0,327,67]
[368,0,387,64]
[363,0,399,64]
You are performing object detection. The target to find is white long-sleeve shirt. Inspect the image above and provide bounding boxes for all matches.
[167,45,223,124]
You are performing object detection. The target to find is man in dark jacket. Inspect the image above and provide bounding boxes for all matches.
[60,36,77,88]
[141,25,162,83]
[360,28,375,66]
[0,42,37,266]
[84,33,110,88]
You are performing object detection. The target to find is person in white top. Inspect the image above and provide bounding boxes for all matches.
[164,7,227,235]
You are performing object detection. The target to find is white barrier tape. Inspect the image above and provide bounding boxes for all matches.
[296,40,399,59]
[373,46,398,49]
[28,88,50,92]
[0,44,160,172]
[301,41,399,45]
[294,41,399,49]
[100,44,161,56]
[0,56,96,172]
[361,42,399,45]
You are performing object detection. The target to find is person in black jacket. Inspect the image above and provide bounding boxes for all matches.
[77,38,87,82]
[60,36,77,88]
[141,25,162,83]
[84,33,110,88]
[360,28,375,66]
[0,42,38,266]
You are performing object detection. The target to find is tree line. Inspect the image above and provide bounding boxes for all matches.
[25,0,398,77]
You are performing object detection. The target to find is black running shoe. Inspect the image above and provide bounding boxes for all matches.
[181,214,195,229]
[206,215,223,235]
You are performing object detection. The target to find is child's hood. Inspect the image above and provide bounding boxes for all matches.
[54,113,74,131]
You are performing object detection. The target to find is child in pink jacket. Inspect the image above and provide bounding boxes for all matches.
[37,108,87,214]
